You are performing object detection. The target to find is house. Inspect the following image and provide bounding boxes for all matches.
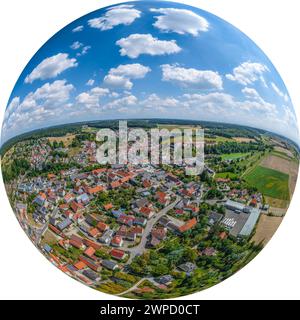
[111,235,123,247]
[133,217,147,227]
[110,248,126,261]
[130,226,144,237]
[83,238,102,250]
[88,227,100,238]
[117,215,134,227]
[116,225,128,237]
[134,198,149,209]
[92,168,106,176]
[83,269,101,282]
[104,203,113,211]
[79,256,101,272]
[102,259,119,271]
[99,229,114,244]
[70,201,84,213]
[219,231,228,240]
[64,193,75,203]
[126,232,136,242]
[140,207,154,219]
[74,260,86,270]
[178,218,197,233]
[156,191,169,205]
[156,275,173,286]
[97,221,109,233]
[34,193,47,206]
[88,185,104,195]
[76,193,90,204]
[43,244,52,254]
[57,218,72,231]
[178,262,197,274]
[84,246,96,258]
[151,227,167,240]
[70,234,85,250]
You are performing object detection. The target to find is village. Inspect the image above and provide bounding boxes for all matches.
[2,123,274,298]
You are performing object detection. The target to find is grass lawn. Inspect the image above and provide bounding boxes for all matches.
[244,165,290,200]
[215,172,238,179]
[221,152,250,161]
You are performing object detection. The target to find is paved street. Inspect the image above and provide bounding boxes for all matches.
[126,196,181,264]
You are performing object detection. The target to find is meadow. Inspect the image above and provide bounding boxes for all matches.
[244,165,290,200]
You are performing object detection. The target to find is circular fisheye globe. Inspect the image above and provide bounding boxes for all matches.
[1,1,299,299]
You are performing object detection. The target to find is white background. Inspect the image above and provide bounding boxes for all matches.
[0,0,299,300]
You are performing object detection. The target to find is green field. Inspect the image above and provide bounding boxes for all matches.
[221,152,250,161]
[244,165,290,200]
[215,172,238,179]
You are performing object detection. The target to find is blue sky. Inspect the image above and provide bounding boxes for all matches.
[2,1,298,143]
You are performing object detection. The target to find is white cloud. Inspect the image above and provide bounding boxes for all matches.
[141,93,180,111]
[25,53,78,83]
[150,8,209,36]
[103,63,151,89]
[76,87,109,109]
[3,80,74,137]
[88,5,141,31]
[161,64,223,90]
[116,33,181,59]
[241,87,277,112]
[271,82,289,102]
[70,41,83,50]
[103,75,133,90]
[105,95,138,109]
[226,62,269,85]
[72,25,84,32]
[86,79,95,86]
[76,45,91,56]
[241,87,261,100]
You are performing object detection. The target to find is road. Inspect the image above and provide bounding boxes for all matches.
[116,277,147,296]
[126,196,181,264]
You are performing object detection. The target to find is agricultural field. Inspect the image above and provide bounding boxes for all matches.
[252,215,283,245]
[221,152,250,161]
[48,134,76,147]
[244,166,290,200]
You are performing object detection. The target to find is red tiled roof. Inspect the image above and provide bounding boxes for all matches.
[178,218,197,233]
[110,248,126,260]
[97,221,108,232]
[88,227,100,238]
[84,246,96,257]
[88,185,104,194]
[74,261,86,270]
[104,203,113,210]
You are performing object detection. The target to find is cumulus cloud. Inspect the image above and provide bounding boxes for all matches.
[88,5,141,31]
[25,53,78,83]
[150,8,209,36]
[3,80,74,137]
[103,63,151,89]
[105,95,138,110]
[76,86,109,109]
[161,64,223,90]
[72,25,84,32]
[226,62,269,86]
[141,93,180,111]
[271,82,289,102]
[116,33,181,59]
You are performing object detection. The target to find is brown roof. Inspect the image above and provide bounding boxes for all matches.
[178,218,197,233]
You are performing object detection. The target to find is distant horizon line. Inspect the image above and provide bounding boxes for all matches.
[1,117,299,149]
